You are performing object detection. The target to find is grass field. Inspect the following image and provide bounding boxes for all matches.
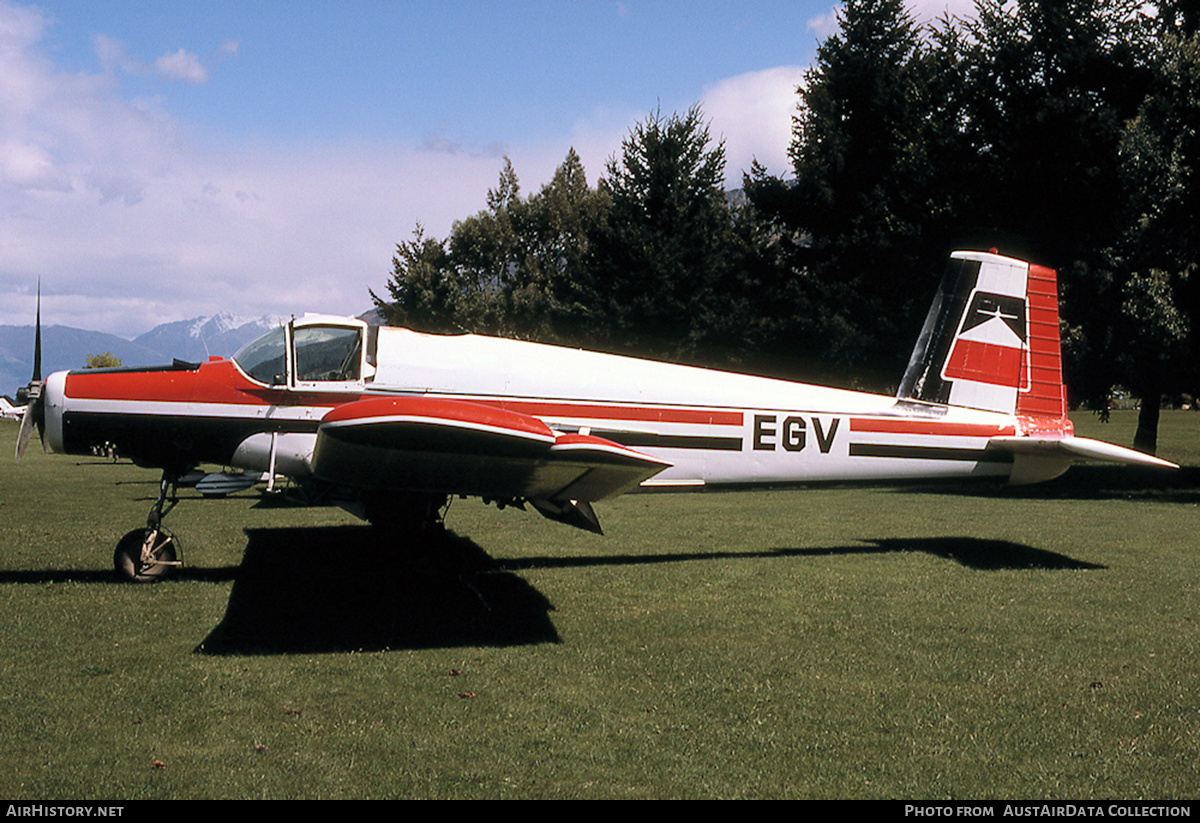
[0,411,1197,799]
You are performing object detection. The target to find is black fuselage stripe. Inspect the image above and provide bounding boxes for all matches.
[61,411,318,467]
[599,431,743,452]
[849,443,1008,462]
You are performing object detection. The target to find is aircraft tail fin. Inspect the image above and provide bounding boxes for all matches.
[897,252,1177,482]
[897,251,1066,420]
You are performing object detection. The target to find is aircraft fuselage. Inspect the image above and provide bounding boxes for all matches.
[42,326,1027,492]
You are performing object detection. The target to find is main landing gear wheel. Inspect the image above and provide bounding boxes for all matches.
[113,527,179,582]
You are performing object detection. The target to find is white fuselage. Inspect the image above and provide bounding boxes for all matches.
[366,327,1018,489]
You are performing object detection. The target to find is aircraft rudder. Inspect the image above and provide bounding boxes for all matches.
[1015,263,1068,420]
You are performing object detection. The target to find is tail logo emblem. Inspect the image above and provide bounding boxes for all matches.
[960,292,1026,342]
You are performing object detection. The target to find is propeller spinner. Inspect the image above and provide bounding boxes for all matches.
[14,282,46,463]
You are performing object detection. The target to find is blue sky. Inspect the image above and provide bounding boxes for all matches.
[0,0,972,338]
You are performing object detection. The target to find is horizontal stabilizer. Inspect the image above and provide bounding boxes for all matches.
[989,435,1177,468]
[1061,436,1178,469]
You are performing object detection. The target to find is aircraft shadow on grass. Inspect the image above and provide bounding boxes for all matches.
[911,464,1200,504]
[500,537,1104,574]
[196,525,561,655]
[0,527,1100,652]
[193,526,1101,655]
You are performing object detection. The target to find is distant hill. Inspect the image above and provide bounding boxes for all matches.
[0,325,165,397]
[0,313,282,397]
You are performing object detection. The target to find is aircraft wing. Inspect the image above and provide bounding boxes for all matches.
[987,434,1178,484]
[310,395,673,509]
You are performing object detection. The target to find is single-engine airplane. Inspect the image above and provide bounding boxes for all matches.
[0,396,25,421]
[12,250,1176,581]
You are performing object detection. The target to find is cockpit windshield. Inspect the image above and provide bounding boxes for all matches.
[233,326,287,385]
[232,322,365,386]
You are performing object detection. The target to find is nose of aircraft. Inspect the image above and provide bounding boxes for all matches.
[40,371,67,455]
[14,386,43,463]
[15,370,82,461]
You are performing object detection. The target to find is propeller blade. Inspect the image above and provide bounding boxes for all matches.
[32,279,41,383]
[15,282,45,464]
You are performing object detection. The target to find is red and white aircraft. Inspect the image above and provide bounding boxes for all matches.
[13,251,1175,580]
[0,396,25,421]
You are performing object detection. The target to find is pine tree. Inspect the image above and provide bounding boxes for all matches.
[588,105,739,360]
[747,0,952,382]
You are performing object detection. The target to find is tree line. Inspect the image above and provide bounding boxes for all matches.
[375,0,1200,454]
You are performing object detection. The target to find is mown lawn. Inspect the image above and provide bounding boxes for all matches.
[0,411,1195,798]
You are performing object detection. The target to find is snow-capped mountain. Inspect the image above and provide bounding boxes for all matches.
[132,313,283,364]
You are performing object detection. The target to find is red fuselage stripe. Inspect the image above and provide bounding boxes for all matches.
[473,400,743,427]
[849,418,1016,437]
[64,363,746,427]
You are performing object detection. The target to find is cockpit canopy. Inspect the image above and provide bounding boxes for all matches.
[232,316,371,388]
[233,325,287,384]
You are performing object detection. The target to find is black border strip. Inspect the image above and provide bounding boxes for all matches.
[849,442,1010,462]
[601,431,743,452]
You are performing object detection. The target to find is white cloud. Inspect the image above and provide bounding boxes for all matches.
[701,66,806,187]
[908,0,979,22]
[0,1,525,336]
[420,125,508,159]
[807,7,841,39]
[93,33,141,77]
[809,1,979,39]
[0,0,837,338]
[0,2,53,122]
[0,1,507,335]
[0,0,40,41]
[1,132,508,335]
[155,49,209,84]
[0,140,73,192]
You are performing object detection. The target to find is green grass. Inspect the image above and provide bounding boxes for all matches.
[0,411,1197,798]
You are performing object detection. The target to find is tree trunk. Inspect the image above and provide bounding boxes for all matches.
[1133,392,1161,455]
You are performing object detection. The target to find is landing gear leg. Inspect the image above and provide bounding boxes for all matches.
[113,472,184,582]
[363,493,448,533]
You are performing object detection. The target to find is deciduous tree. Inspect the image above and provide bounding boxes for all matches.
[84,352,122,369]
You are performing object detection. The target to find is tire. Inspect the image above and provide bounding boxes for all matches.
[113,527,179,582]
